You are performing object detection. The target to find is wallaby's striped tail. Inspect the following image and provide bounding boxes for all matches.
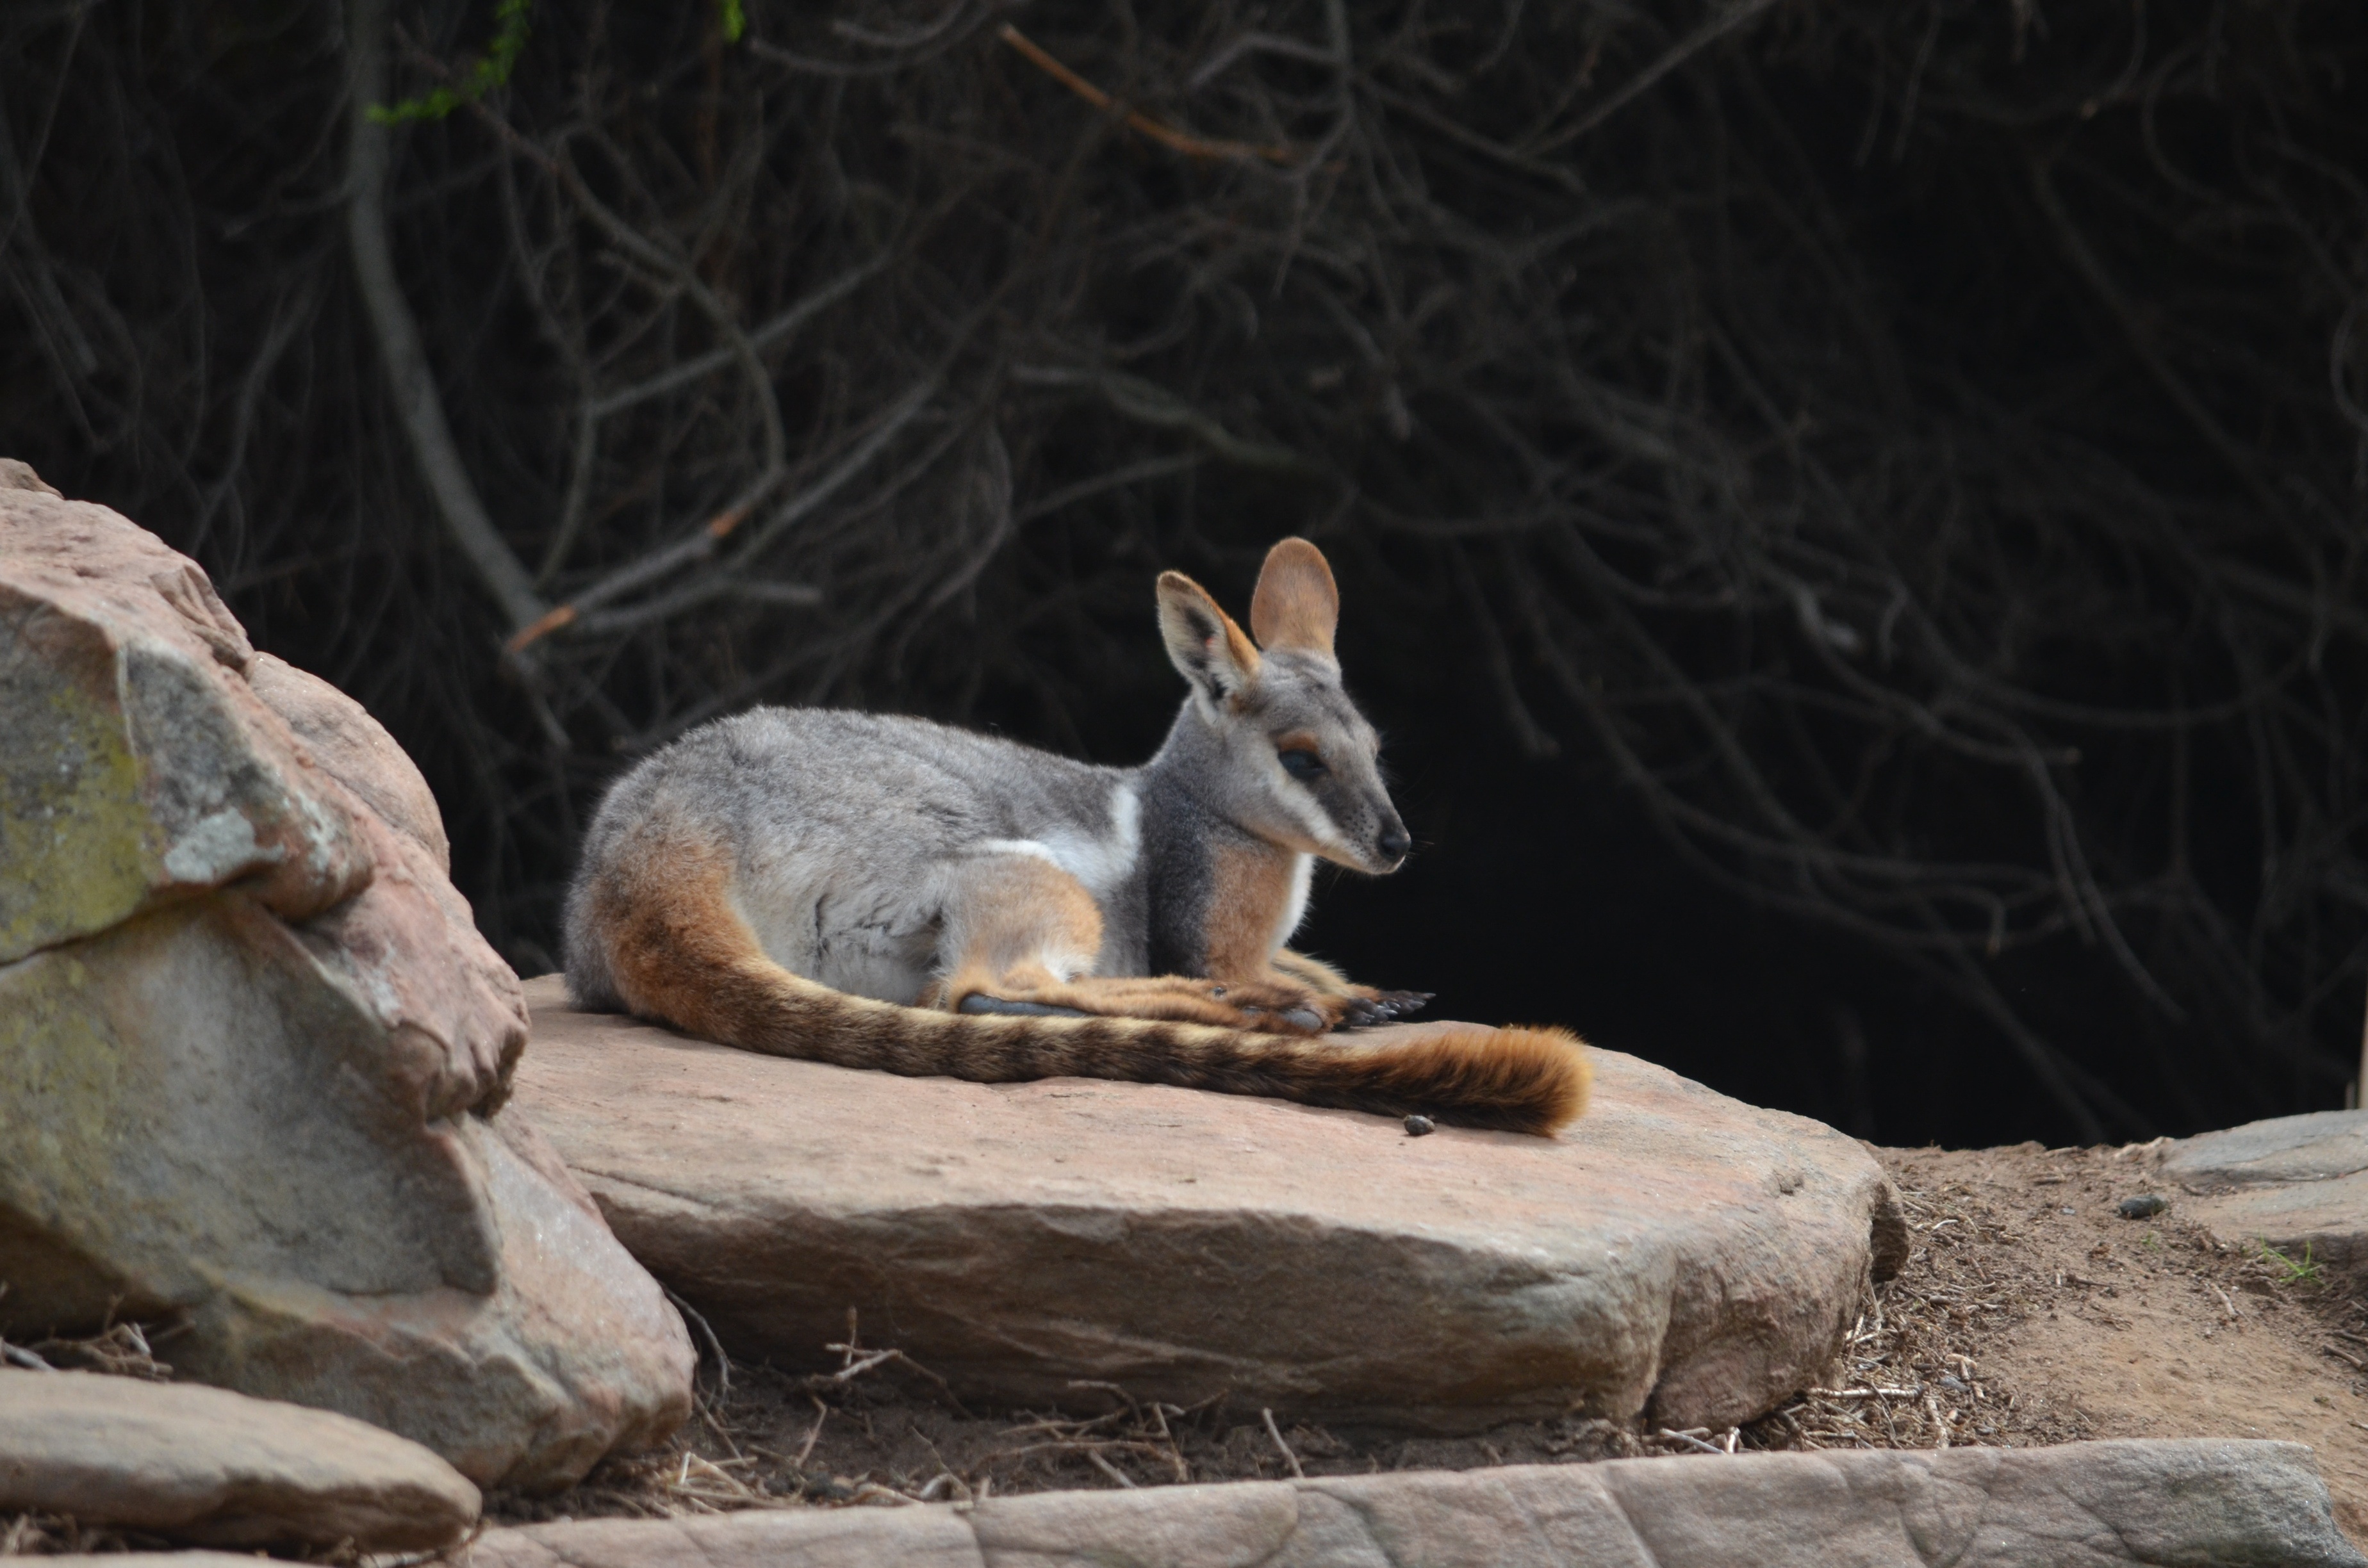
[584,846,1591,1136]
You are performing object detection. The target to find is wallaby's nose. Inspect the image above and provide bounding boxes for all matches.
[1377,822,1413,863]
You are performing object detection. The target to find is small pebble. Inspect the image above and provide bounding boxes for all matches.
[2117,1193,2169,1220]
[1404,1114,1436,1137]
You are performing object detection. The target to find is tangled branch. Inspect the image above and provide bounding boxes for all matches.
[3,0,2362,1141]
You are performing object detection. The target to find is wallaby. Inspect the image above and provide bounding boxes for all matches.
[563,538,1590,1134]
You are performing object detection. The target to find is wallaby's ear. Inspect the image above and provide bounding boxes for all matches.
[1248,537,1339,658]
[1158,571,1262,710]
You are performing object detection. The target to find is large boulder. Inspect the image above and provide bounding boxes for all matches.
[0,466,695,1487]
[2159,1110,2368,1287]
[0,1369,479,1551]
[461,1439,2364,1568]
[514,979,1905,1432]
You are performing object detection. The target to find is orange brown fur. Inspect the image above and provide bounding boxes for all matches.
[1268,947,1383,1002]
[937,853,1105,988]
[1247,538,1339,657]
[590,831,1591,1135]
[1202,841,1302,978]
[926,853,1324,1031]
[1217,615,1261,699]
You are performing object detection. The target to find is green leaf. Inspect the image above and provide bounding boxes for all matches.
[371,0,536,126]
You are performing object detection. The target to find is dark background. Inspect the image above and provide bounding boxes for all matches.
[4,0,2364,1148]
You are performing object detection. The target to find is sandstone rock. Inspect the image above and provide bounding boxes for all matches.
[0,468,695,1487]
[249,651,452,872]
[0,1369,479,1550]
[2164,1110,2368,1188]
[0,486,372,968]
[2160,1111,2368,1287]
[456,1439,2364,1568]
[515,979,1900,1433]
[0,457,60,495]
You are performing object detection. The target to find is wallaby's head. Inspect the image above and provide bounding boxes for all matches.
[1155,538,1413,875]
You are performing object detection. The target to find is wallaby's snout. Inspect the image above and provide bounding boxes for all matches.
[1340,788,1411,875]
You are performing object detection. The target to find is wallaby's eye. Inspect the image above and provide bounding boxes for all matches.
[1278,748,1326,781]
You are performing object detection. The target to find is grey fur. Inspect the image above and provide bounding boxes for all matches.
[564,644,1409,1011]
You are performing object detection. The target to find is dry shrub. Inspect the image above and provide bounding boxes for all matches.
[2,0,2362,1139]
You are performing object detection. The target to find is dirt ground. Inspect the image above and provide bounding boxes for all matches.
[475,1141,2368,1546]
[1875,1141,2368,1541]
[7,1140,2364,1556]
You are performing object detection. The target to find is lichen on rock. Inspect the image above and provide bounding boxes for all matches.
[0,462,694,1489]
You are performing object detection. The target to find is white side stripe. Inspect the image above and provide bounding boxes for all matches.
[974,782,1142,902]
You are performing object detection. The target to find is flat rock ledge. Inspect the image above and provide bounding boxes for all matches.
[2158,1111,2368,1287]
[0,1369,479,1551]
[515,977,1906,1432]
[484,1440,2362,1567]
[30,1442,2364,1568]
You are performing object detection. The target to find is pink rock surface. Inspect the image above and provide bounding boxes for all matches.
[0,484,373,963]
[454,1439,2362,1568]
[249,651,452,871]
[0,467,694,1487]
[2160,1111,2368,1288]
[516,977,1903,1432]
[0,1369,479,1551]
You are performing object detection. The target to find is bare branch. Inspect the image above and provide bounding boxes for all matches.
[345,0,548,635]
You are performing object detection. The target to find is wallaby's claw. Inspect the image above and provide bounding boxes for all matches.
[1339,989,1433,1026]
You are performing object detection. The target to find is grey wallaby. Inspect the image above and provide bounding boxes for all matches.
[564,538,1589,1133]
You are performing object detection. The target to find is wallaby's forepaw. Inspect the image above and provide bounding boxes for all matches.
[1338,988,1433,1027]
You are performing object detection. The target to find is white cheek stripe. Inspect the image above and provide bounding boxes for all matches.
[1272,757,1355,856]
